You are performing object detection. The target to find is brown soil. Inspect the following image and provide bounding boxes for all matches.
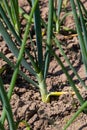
[0,0,87,130]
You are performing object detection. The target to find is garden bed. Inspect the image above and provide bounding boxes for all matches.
[0,0,87,130]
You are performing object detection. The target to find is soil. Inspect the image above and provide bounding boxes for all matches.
[0,0,87,130]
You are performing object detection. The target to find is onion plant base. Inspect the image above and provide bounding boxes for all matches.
[37,71,72,102]
[37,71,75,102]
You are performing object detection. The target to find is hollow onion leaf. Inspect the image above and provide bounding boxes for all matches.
[0,20,35,75]
[0,52,38,88]
[31,0,43,70]
[70,0,87,73]
[0,77,16,130]
[63,101,87,130]
[44,0,53,78]
[48,45,84,106]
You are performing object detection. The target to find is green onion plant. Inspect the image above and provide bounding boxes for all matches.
[0,0,20,34]
[0,0,87,129]
[63,0,87,129]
